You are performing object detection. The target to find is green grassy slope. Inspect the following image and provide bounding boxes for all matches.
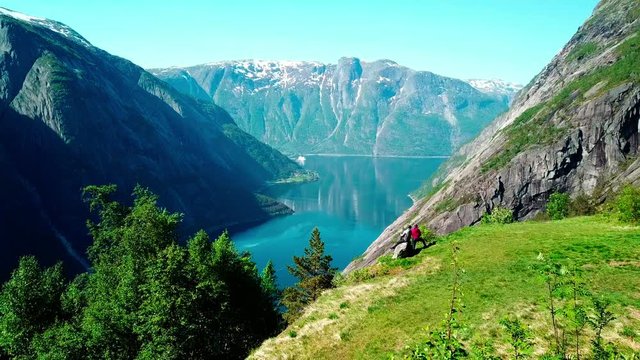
[251,217,640,359]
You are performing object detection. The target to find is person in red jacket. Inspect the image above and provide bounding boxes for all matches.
[411,224,428,248]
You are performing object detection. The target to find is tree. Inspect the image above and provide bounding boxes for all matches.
[282,227,337,323]
[261,260,281,308]
[547,192,570,220]
[0,257,66,359]
[0,184,283,359]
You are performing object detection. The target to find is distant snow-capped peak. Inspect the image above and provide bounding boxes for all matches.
[466,79,523,95]
[0,7,92,47]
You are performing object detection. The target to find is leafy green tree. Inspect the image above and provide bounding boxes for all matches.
[0,184,282,360]
[0,257,66,359]
[615,185,640,223]
[547,192,570,220]
[283,227,336,323]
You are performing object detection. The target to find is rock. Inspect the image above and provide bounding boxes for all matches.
[346,0,640,273]
[392,242,411,259]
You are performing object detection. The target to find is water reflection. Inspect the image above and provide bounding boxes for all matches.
[265,156,443,228]
[234,155,445,286]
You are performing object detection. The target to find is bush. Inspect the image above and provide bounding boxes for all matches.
[418,224,437,243]
[547,192,570,220]
[482,207,514,224]
[615,185,640,223]
[569,193,596,216]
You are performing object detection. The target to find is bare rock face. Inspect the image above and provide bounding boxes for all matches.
[347,0,640,272]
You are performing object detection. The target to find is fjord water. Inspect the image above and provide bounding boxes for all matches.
[233,155,445,286]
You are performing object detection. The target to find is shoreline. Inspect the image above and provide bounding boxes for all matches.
[301,153,450,159]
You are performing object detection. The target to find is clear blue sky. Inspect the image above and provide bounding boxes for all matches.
[3,0,599,84]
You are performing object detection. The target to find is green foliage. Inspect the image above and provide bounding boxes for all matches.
[621,326,637,339]
[567,42,599,62]
[418,224,437,244]
[0,185,282,359]
[0,257,66,359]
[569,193,597,217]
[282,227,337,323]
[434,197,457,214]
[500,317,533,359]
[221,123,300,179]
[261,260,281,308]
[615,185,640,223]
[409,243,467,360]
[481,207,513,224]
[546,192,570,220]
[482,29,640,174]
[262,216,640,359]
[481,103,566,174]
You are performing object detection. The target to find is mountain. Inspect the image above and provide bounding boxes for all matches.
[151,59,518,156]
[0,8,301,277]
[347,0,640,271]
[466,78,522,102]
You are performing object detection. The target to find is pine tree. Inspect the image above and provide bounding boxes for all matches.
[282,227,337,323]
[261,260,280,308]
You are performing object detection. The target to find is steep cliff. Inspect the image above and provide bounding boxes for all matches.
[0,8,300,276]
[152,59,519,156]
[348,0,640,271]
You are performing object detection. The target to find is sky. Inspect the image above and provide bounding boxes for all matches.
[2,0,600,84]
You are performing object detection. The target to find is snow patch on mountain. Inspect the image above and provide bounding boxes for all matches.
[466,79,523,96]
[0,7,92,47]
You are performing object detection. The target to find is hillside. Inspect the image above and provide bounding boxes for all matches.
[347,0,640,271]
[151,59,519,156]
[251,216,640,359]
[0,8,300,276]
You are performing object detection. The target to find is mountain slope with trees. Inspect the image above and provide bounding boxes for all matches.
[0,8,300,277]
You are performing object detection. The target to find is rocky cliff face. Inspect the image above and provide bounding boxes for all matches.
[0,8,300,277]
[347,0,640,272]
[152,60,519,156]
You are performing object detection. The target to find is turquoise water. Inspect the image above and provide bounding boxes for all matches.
[233,155,446,286]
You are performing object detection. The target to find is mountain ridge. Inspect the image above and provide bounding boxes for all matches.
[151,58,519,157]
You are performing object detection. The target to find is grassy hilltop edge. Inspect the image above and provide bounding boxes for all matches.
[251,215,640,359]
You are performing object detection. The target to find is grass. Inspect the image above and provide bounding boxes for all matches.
[250,216,640,359]
[567,42,599,62]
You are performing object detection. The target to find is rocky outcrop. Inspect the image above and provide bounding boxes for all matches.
[151,60,520,156]
[347,0,640,272]
[0,9,300,277]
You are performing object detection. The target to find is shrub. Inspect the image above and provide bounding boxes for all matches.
[418,224,437,243]
[547,192,570,220]
[569,193,596,216]
[482,207,514,224]
[615,185,640,223]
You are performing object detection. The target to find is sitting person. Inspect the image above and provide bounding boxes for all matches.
[392,225,412,249]
[391,225,414,259]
